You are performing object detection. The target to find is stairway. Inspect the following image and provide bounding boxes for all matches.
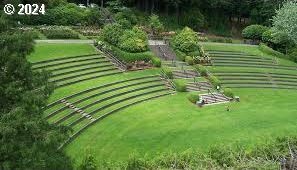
[200,93,231,105]
[149,41,177,61]
[186,82,213,92]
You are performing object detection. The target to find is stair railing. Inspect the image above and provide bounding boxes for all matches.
[160,70,176,91]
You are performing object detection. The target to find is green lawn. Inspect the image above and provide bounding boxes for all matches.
[28,43,97,62]
[65,88,297,166]
[29,42,297,167]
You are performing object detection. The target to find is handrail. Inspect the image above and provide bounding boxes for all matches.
[97,46,127,71]
[160,70,176,90]
[208,89,217,102]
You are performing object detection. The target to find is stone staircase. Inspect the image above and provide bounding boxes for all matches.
[200,93,231,105]
[172,69,199,79]
[149,41,177,61]
[186,82,213,92]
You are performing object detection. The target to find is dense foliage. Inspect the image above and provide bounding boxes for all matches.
[0,16,72,170]
[173,80,187,92]
[101,23,124,45]
[40,27,80,39]
[242,24,269,41]
[272,1,297,45]
[119,27,148,53]
[172,27,199,53]
[187,93,200,104]
[149,14,164,35]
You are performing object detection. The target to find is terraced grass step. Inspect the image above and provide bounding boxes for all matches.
[51,64,114,78]
[32,55,105,70]
[62,91,174,145]
[47,60,111,72]
[45,75,159,109]
[68,87,168,127]
[31,54,99,65]
[213,63,297,71]
[213,71,297,78]
[213,61,277,67]
[50,67,117,82]
[46,77,163,118]
[52,82,164,124]
[223,84,297,89]
[212,56,273,62]
[56,70,122,88]
[207,50,247,55]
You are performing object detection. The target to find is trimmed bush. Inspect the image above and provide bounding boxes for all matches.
[208,75,221,87]
[174,49,187,61]
[242,25,269,41]
[187,93,200,104]
[194,64,208,77]
[289,48,297,63]
[185,56,194,65]
[101,23,124,45]
[173,80,187,92]
[223,88,234,98]
[109,44,154,63]
[259,43,289,60]
[152,57,161,67]
[40,27,80,39]
[161,66,173,79]
[172,27,199,53]
[149,14,164,36]
[119,27,148,53]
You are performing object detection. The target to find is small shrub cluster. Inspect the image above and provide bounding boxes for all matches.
[40,27,80,39]
[288,48,297,63]
[109,44,154,63]
[161,66,173,79]
[242,24,269,41]
[223,88,234,98]
[119,27,148,53]
[194,64,208,77]
[259,43,288,60]
[208,36,233,43]
[152,57,161,67]
[208,75,221,88]
[172,27,199,53]
[173,80,187,92]
[187,93,200,104]
[101,23,124,45]
[174,49,187,61]
[149,14,164,36]
[185,56,194,65]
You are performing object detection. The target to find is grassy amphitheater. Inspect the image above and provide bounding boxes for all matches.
[28,42,297,166]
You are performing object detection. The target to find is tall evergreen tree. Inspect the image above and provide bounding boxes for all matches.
[0,15,73,170]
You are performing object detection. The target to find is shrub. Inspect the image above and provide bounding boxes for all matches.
[262,29,274,44]
[172,27,199,53]
[289,48,297,63]
[194,65,208,77]
[173,80,187,92]
[117,18,132,29]
[109,44,154,63]
[101,23,123,46]
[259,43,288,60]
[40,27,80,39]
[208,37,233,43]
[223,88,234,98]
[242,25,269,41]
[161,66,173,79]
[208,75,221,87]
[174,49,187,61]
[187,93,200,104]
[185,56,194,65]
[152,57,161,67]
[149,14,164,35]
[115,8,138,25]
[119,27,148,53]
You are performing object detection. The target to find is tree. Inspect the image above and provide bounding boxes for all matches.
[78,152,98,170]
[272,0,297,44]
[0,16,73,170]
[149,14,164,35]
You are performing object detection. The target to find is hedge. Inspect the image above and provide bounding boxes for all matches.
[161,66,173,79]
[259,43,289,60]
[174,49,187,61]
[173,80,187,92]
[185,56,194,65]
[208,75,221,87]
[40,27,80,39]
[223,88,234,98]
[152,57,161,67]
[109,44,155,63]
[194,64,208,77]
[187,92,200,104]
